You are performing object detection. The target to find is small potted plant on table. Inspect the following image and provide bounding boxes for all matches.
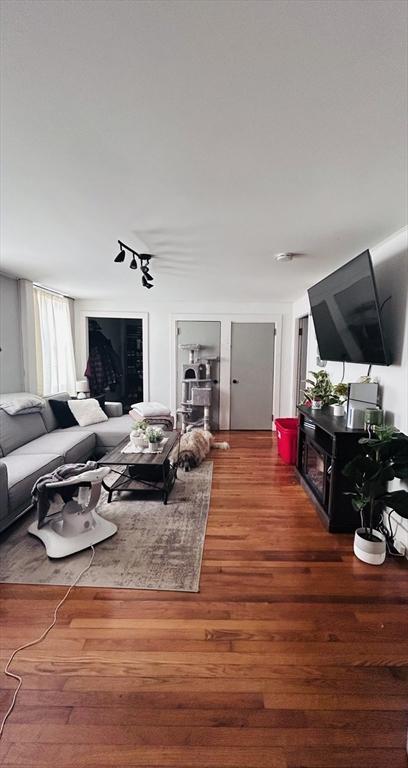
[302,370,333,410]
[130,420,149,449]
[145,426,163,453]
[330,382,348,416]
[343,426,408,564]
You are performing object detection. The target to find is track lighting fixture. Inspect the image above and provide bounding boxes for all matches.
[113,240,156,289]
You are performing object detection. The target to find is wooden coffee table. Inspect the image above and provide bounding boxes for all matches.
[98,431,180,505]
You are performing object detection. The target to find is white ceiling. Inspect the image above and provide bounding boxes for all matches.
[1,0,407,302]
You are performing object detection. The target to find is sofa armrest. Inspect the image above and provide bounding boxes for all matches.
[0,461,9,519]
[105,401,123,418]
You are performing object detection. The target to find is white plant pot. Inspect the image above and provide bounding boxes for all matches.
[130,434,147,450]
[311,399,322,409]
[353,528,386,565]
[331,404,345,416]
[148,441,159,453]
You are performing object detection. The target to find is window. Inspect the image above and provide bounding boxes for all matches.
[33,286,76,396]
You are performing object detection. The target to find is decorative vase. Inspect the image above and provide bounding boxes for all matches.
[148,441,158,453]
[311,399,322,409]
[353,528,386,565]
[332,404,345,416]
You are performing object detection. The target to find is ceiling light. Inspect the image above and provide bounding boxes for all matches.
[275,252,294,262]
[141,265,153,280]
[142,275,154,289]
[114,239,157,288]
[114,248,126,263]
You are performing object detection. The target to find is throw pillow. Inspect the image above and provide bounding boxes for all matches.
[49,399,78,428]
[131,401,171,418]
[0,392,46,415]
[93,394,106,412]
[68,398,108,427]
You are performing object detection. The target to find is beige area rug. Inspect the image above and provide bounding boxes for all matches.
[0,462,213,592]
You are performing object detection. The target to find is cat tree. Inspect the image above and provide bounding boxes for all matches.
[177,344,216,432]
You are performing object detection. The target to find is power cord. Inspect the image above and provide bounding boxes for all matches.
[0,544,95,739]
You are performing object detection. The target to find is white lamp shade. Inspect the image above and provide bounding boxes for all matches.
[76,379,90,394]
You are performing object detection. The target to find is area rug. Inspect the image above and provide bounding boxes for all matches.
[0,462,213,592]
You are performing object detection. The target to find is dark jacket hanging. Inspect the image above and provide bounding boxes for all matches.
[85,326,122,395]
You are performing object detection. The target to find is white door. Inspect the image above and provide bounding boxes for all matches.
[230,322,275,430]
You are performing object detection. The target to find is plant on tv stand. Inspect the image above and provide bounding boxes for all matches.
[302,370,333,407]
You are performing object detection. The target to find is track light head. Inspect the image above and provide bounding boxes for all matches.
[141,265,153,280]
[139,254,153,263]
[142,275,154,289]
[129,255,138,270]
[114,249,126,263]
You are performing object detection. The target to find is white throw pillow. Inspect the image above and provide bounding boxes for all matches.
[131,401,171,417]
[68,398,108,427]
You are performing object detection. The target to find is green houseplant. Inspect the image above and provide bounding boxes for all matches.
[302,370,333,409]
[130,419,150,449]
[343,426,408,564]
[330,382,348,416]
[145,426,163,452]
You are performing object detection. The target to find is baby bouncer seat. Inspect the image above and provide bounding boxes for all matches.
[28,464,117,558]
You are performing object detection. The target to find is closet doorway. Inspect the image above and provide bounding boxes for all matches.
[86,317,144,410]
[294,315,309,408]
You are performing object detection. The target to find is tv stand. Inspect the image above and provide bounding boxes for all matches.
[296,405,366,533]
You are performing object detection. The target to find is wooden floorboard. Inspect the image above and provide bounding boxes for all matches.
[0,431,407,767]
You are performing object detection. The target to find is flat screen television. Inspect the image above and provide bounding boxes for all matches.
[307,250,390,365]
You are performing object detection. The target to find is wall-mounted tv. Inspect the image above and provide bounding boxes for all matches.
[307,250,390,365]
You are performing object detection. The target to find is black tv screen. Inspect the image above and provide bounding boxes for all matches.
[308,250,390,365]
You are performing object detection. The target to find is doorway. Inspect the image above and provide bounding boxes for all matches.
[176,320,221,430]
[294,315,309,407]
[86,317,143,410]
[230,322,275,430]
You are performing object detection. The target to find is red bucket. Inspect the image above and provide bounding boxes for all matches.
[275,418,298,465]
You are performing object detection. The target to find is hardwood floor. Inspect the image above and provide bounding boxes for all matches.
[0,431,407,767]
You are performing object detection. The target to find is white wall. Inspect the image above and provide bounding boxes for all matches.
[75,300,293,430]
[0,273,24,393]
[291,227,408,551]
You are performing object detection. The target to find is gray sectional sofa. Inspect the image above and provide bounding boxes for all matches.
[0,393,133,533]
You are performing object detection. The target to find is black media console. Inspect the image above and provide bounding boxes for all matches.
[296,405,366,533]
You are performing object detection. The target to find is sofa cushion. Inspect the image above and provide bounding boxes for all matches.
[11,430,96,464]
[65,414,133,450]
[0,410,47,456]
[2,453,63,513]
[49,398,78,428]
[42,393,70,432]
[0,392,46,416]
[68,398,108,427]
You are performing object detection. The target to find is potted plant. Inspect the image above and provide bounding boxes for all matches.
[330,382,348,416]
[145,426,163,453]
[343,426,408,565]
[302,370,333,409]
[130,420,149,449]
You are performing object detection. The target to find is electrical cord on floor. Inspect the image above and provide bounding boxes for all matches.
[0,544,95,739]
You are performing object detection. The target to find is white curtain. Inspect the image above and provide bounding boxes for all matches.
[34,286,77,396]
